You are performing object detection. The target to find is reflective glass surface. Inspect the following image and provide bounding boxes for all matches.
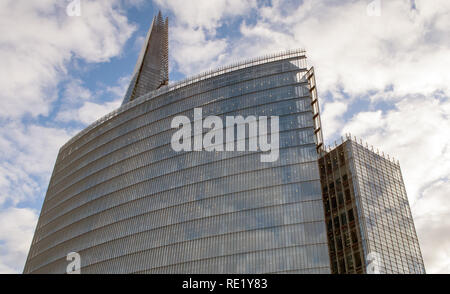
[348,141,425,274]
[24,56,330,274]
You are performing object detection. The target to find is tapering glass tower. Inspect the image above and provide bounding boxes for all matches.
[122,11,168,105]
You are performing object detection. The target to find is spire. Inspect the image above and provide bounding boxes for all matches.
[122,11,169,105]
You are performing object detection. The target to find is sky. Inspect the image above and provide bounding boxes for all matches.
[0,0,449,274]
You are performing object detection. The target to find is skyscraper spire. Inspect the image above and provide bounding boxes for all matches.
[122,11,169,105]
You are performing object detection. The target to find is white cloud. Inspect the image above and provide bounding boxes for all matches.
[123,0,146,8]
[0,122,73,206]
[156,0,257,33]
[63,79,93,102]
[56,77,125,125]
[161,0,450,100]
[321,100,348,139]
[170,26,228,76]
[57,102,121,125]
[155,0,257,76]
[158,0,450,274]
[106,75,131,99]
[0,0,137,119]
[243,0,450,98]
[0,207,38,274]
[77,100,122,125]
[413,180,450,274]
[0,0,138,273]
[342,97,450,204]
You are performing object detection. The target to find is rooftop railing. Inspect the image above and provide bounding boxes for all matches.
[60,49,307,152]
[320,133,400,165]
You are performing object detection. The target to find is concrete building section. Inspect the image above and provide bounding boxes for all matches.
[318,136,425,274]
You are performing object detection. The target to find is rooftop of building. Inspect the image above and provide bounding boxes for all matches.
[320,133,400,166]
[60,49,308,152]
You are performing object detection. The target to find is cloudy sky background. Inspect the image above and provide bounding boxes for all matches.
[0,0,449,273]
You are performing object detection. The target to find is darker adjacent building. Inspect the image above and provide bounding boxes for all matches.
[318,137,425,273]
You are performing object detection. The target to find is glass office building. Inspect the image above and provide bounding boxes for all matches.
[23,13,331,273]
[24,12,425,274]
[318,137,425,274]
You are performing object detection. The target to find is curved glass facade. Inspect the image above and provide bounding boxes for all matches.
[23,53,330,274]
